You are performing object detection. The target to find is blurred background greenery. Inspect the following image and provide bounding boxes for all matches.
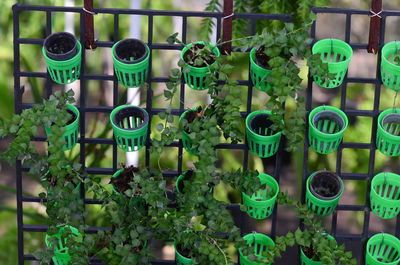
[1,0,400,264]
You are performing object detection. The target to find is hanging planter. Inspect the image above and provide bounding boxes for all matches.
[181,41,220,90]
[42,32,82,84]
[179,107,200,155]
[239,233,275,265]
[45,225,82,265]
[366,233,400,265]
[174,240,193,265]
[245,110,282,158]
[242,173,279,220]
[312,38,353,89]
[110,167,145,206]
[381,41,400,91]
[308,105,348,154]
[370,172,400,219]
[305,170,344,216]
[300,234,336,265]
[112,38,150,88]
[110,105,149,152]
[176,170,213,194]
[376,108,400,156]
[44,103,79,151]
[249,47,272,92]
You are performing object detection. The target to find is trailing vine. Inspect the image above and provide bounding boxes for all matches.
[0,90,96,265]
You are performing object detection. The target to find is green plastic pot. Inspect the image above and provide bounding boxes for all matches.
[239,233,275,265]
[381,41,400,91]
[45,225,82,265]
[111,169,144,205]
[366,233,400,265]
[312,39,353,89]
[376,108,400,156]
[174,241,193,265]
[110,105,149,152]
[308,105,348,154]
[246,110,282,158]
[179,108,199,155]
[299,234,336,265]
[370,172,400,219]
[176,170,213,194]
[249,48,271,92]
[305,171,344,216]
[242,173,279,220]
[42,37,82,85]
[181,41,220,90]
[112,39,150,88]
[44,104,79,151]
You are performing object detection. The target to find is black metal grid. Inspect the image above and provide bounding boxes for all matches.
[301,6,400,265]
[12,3,400,265]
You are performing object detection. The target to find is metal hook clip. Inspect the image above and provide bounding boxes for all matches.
[83,7,97,15]
[323,104,326,111]
[331,38,333,54]
[394,91,398,112]
[381,232,385,245]
[223,13,234,20]
[252,231,256,243]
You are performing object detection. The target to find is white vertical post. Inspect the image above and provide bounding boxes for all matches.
[126,0,142,167]
[64,0,80,101]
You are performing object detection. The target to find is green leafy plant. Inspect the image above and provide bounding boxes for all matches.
[89,165,171,264]
[0,90,96,265]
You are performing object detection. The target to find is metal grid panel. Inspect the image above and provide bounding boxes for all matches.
[12,3,400,265]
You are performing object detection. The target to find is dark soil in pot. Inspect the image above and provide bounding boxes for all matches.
[310,171,342,199]
[255,46,271,69]
[109,165,140,195]
[44,32,78,61]
[302,245,319,261]
[183,105,217,133]
[183,43,216,67]
[114,38,148,64]
[176,243,192,259]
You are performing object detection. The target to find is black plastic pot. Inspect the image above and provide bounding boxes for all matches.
[309,170,342,200]
[114,38,148,64]
[44,32,78,61]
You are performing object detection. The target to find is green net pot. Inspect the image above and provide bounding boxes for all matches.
[239,233,275,265]
[312,39,353,89]
[110,105,149,152]
[305,171,344,216]
[42,40,82,85]
[308,106,348,154]
[181,41,220,90]
[299,234,336,265]
[376,108,400,156]
[174,241,193,265]
[381,41,400,91]
[179,108,199,155]
[245,110,282,158]
[111,168,145,206]
[112,39,150,88]
[249,48,272,92]
[242,173,279,220]
[176,170,213,194]
[366,233,400,265]
[370,172,400,219]
[45,225,82,265]
[44,104,80,151]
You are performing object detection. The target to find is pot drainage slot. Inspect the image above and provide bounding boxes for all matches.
[113,106,148,131]
[250,114,276,136]
[382,113,400,136]
[312,110,345,134]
